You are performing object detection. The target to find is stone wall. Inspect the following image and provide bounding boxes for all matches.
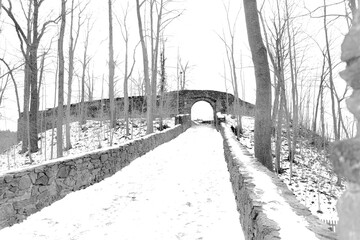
[0,117,191,230]
[17,90,254,140]
[220,123,337,240]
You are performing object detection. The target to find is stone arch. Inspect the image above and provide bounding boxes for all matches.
[190,99,216,122]
[183,96,219,125]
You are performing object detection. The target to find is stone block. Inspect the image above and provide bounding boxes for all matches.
[37,189,50,201]
[29,172,37,184]
[75,158,83,165]
[39,186,48,193]
[3,190,16,198]
[64,177,76,187]
[14,189,31,200]
[57,165,70,178]
[64,161,76,166]
[13,197,36,210]
[19,175,32,190]
[4,174,13,183]
[0,203,15,221]
[31,186,40,198]
[34,166,45,173]
[101,154,109,162]
[35,172,49,186]
[48,182,57,196]
[69,168,77,177]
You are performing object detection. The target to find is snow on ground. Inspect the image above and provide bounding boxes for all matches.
[0,125,244,240]
[227,115,344,222]
[0,118,174,174]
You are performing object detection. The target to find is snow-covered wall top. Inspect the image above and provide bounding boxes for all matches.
[220,123,337,240]
[0,117,191,230]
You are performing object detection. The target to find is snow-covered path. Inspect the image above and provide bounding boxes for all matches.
[0,125,244,240]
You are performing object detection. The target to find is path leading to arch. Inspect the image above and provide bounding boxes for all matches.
[0,125,244,240]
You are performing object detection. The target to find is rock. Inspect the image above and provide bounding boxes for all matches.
[35,173,49,186]
[0,204,15,221]
[101,154,109,162]
[19,175,32,190]
[341,25,360,62]
[29,172,37,184]
[57,165,70,178]
[4,175,13,183]
[8,186,17,193]
[64,177,75,187]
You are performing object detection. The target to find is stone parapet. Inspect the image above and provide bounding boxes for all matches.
[0,119,191,230]
[220,123,337,240]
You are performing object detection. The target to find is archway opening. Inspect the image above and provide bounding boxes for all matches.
[191,101,214,124]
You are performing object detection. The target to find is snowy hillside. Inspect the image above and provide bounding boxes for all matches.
[227,116,344,222]
[0,118,174,174]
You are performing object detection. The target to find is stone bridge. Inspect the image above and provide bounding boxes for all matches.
[18,90,254,134]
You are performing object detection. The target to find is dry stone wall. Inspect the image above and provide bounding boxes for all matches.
[220,123,337,240]
[0,116,191,230]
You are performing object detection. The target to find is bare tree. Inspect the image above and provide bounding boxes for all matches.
[135,0,152,134]
[179,59,191,90]
[57,0,66,158]
[117,4,136,136]
[243,0,273,171]
[218,1,242,136]
[159,40,166,130]
[65,0,86,150]
[108,0,116,128]
[323,0,339,141]
[2,0,60,153]
[79,18,92,125]
[136,0,182,134]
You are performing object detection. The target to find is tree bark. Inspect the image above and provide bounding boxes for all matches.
[323,0,339,140]
[56,0,66,158]
[136,0,152,134]
[243,0,273,171]
[66,0,76,150]
[108,0,115,128]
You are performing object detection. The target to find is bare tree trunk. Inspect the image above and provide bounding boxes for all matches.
[149,0,164,132]
[51,63,58,160]
[272,73,280,128]
[275,93,283,173]
[37,51,45,111]
[108,0,115,128]
[28,1,41,153]
[123,43,130,136]
[243,0,273,171]
[136,0,152,134]
[285,0,298,166]
[159,44,166,131]
[65,0,81,150]
[323,0,339,140]
[118,5,136,136]
[21,1,32,154]
[80,19,91,125]
[312,53,326,141]
[223,61,229,113]
[56,0,66,158]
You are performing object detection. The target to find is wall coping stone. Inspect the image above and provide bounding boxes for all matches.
[220,122,337,240]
